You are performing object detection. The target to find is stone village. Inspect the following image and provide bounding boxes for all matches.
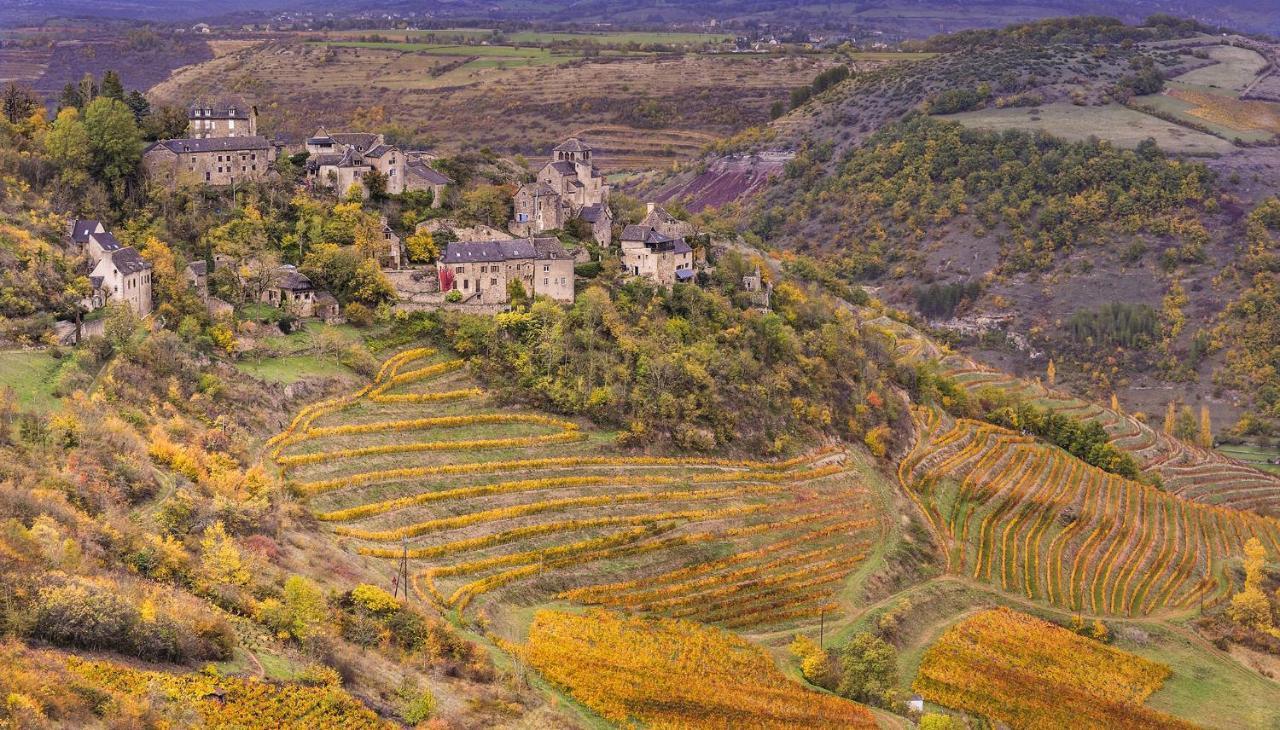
[69,100,764,325]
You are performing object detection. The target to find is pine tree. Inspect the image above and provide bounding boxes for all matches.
[100,69,125,101]
[1199,404,1213,448]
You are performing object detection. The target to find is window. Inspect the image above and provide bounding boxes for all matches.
[456,266,464,273]
[543,278,549,286]
[543,264,550,272]
[463,280,469,290]
[490,278,497,287]
[517,213,529,223]
[205,172,211,181]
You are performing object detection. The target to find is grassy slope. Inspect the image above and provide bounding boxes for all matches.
[0,350,62,412]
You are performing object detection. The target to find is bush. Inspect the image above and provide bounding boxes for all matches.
[344,302,373,327]
[444,290,463,303]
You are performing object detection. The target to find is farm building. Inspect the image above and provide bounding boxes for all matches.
[439,238,574,304]
[510,138,612,244]
[142,136,278,189]
[404,155,451,205]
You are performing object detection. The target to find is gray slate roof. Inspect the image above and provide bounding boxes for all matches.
[549,161,577,175]
[90,231,123,253]
[329,133,380,151]
[621,225,691,253]
[187,261,208,277]
[578,203,607,223]
[111,247,151,275]
[554,138,591,153]
[407,160,450,185]
[364,144,393,158]
[441,237,567,264]
[275,265,312,291]
[70,218,102,243]
[188,101,251,120]
[147,136,271,155]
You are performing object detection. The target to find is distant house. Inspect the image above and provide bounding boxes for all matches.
[143,136,277,189]
[439,238,574,304]
[378,217,404,270]
[511,138,612,244]
[404,155,450,206]
[620,224,694,286]
[187,102,258,139]
[305,128,407,196]
[261,265,329,318]
[185,261,209,300]
[89,247,153,316]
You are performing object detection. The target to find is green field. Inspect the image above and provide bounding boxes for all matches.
[0,350,63,412]
[1217,444,1280,474]
[235,322,364,384]
[1174,45,1268,93]
[938,102,1238,155]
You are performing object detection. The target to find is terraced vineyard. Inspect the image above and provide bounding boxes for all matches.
[900,406,1280,616]
[272,347,882,632]
[869,316,1280,516]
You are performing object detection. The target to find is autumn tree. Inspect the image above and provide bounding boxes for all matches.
[1198,404,1212,448]
[82,96,141,190]
[1163,401,1176,435]
[198,521,250,589]
[1229,537,1276,634]
[1046,358,1056,386]
[461,184,512,227]
[403,229,438,263]
[836,632,898,707]
[44,107,92,190]
[789,635,835,689]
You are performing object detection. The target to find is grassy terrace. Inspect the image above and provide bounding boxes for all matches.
[0,350,64,413]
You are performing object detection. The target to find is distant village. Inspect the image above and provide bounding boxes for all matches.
[69,100,766,328]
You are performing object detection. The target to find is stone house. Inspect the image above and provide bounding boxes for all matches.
[185,261,209,300]
[439,238,574,304]
[378,217,405,270]
[511,138,612,245]
[261,265,331,318]
[187,102,258,138]
[143,136,277,189]
[89,246,153,316]
[620,224,695,286]
[305,128,407,196]
[404,155,450,206]
[639,203,695,240]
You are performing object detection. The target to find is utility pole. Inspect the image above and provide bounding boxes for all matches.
[400,537,410,603]
[819,609,826,649]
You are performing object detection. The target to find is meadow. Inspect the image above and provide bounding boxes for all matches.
[938,102,1237,155]
[0,350,65,413]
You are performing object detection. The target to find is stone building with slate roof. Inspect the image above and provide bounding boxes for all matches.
[305,128,411,196]
[439,238,574,304]
[89,246,153,316]
[260,265,333,318]
[187,101,258,139]
[143,136,277,188]
[510,138,611,245]
[620,224,694,286]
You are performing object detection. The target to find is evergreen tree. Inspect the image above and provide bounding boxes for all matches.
[59,82,83,111]
[100,70,125,101]
[124,89,151,124]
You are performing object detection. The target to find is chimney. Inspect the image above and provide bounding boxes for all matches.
[646,203,655,214]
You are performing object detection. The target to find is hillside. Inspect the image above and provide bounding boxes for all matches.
[649,18,1280,438]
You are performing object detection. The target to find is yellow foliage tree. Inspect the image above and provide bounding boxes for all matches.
[1163,401,1176,435]
[1198,405,1212,449]
[1110,393,1120,413]
[789,634,834,688]
[1229,538,1275,631]
[403,230,438,263]
[1046,359,1056,386]
[198,521,250,588]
